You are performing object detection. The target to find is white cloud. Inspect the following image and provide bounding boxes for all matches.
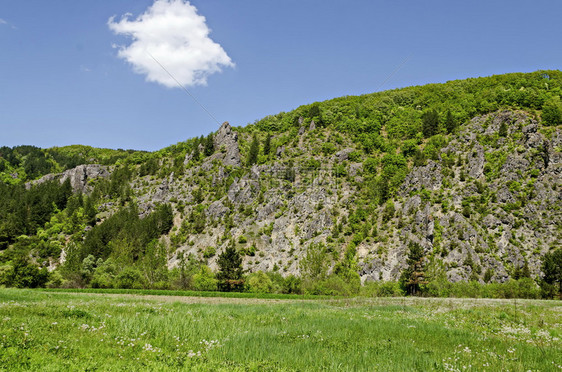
[108,0,234,88]
[0,18,17,29]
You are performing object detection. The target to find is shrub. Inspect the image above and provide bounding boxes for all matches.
[542,96,562,126]
[1,257,50,288]
[115,267,145,289]
[283,274,303,294]
[192,266,218,291]
[246,271,273,293]
[361,281,404,297]
[306,275,358,296]
[203,246,216,259]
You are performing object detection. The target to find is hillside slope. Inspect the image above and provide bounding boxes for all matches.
[1,70,561,293]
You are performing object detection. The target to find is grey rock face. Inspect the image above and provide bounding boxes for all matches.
[228,178,258,204]
[309,120,316,131]
[401,161,442,195]
[28,164,110,192]
[63,165,110,192]
[206,201,230,219]
[212,121,242,167]
[467,143,485,179]
[334,148,354,162]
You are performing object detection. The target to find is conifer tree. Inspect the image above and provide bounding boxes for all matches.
[204,134,214,156]
[263,133,271,156]
[399,242,426,295]
[422,109,439,138]
[216,244,243,292]
[499,120,508,137]
[445,110,456,133]
[247,134,259,166]
[192,141,200,161]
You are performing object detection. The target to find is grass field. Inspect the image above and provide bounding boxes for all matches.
[0,289,561,371]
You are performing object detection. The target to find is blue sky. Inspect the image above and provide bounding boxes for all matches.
[1,1,560,151]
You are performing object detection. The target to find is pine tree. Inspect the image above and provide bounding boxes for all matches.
[541,249,562,296]
[192,141,200,161]
[84,196,97,227]
[399,242,426,295]
[216,244,244,292]
[263,133,271,156]
[247,134,259,166]
[445,110,456,133]
[498,120,508,137]
[204,134,214,157]
[422,109,439,138]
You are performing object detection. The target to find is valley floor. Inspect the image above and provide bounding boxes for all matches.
[0,289,561,371]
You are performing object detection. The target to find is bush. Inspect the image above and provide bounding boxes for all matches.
[90,260,117,289]
[305,274,359,296]
[542,96,562,126]
[361,281,404,297]
[203,246,216,259]
[1,257,50,288]
[115,267,145,289]
[283,275,303,294]
[246,271,273,293]
[422,278,541,299]
[192,266,217,291]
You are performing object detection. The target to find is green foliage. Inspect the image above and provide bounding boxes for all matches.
[399,242,426,295]
[202,246,216,259]
[216,245,244,292]
[445,110,457,133]
[300,243,329,281]
[0,179,72,249]
[80,203,173,264]
[360,281,404,297]
[115,267,146,289]
[246,134,259,166]
[423,134,447,160]
[371,153,408,204]
[422,278,542,299]
[263,133,272,156]
[192,266,218,291]
[246,271,273,293]
[422,109,439,138]
[541,248,562,297]
[204,134,215,156]
[363,157,378,174]
[0,256,50,288]
[542,96,562,126]
[499,120,508,137]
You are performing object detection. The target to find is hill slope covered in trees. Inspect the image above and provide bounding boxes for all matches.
[1,70,561,297]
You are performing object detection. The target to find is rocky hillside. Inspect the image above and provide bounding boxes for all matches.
[1,70,561,290]
[121,111,560,284]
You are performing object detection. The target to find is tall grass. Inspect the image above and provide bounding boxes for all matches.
[0,289,560,371]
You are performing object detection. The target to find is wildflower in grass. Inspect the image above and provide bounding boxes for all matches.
[142,343,161,353]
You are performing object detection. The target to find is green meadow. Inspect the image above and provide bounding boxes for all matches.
[0,289,561,371]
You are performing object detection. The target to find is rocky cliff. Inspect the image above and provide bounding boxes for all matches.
[113,109,560,283]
